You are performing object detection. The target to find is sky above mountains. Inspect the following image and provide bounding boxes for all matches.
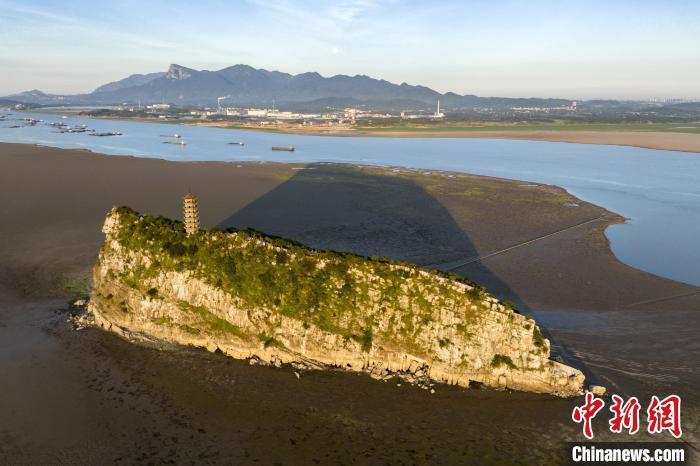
[1,0,698,99]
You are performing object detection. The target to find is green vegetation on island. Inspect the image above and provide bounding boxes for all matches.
[89,206,586,396]
[108,206,494,353]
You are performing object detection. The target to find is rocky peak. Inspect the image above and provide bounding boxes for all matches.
[166,64,194,80]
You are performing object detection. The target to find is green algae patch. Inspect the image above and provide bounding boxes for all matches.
[491,354,517,369]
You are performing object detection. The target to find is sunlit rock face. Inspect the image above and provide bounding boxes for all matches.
[165,64,194,80]
[89,207,584,397]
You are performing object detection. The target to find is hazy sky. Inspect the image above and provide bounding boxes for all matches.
[1,0,698,99]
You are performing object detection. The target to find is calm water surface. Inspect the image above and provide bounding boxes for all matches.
[2,112,699,287]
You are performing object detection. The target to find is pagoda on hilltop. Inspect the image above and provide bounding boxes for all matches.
[183,192,200,236]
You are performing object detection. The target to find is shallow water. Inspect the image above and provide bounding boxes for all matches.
[2,111,699,287]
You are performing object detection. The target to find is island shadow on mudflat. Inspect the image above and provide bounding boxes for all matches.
[217,164,518,301]
[216,164,598,383]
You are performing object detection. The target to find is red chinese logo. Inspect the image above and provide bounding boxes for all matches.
[572,392,683,439]
[572,392,605,439]
[609,394,641,434]
[647,395,682,438]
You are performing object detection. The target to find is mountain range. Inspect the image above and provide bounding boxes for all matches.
[3,64,574,111]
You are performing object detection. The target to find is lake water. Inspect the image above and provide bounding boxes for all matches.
[2,111,699,288]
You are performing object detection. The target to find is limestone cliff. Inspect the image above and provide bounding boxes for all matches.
[88,207,584,396]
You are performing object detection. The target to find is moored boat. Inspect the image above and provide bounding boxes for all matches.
[89,132,122,137]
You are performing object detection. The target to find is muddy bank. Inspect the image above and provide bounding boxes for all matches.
[362,130,700,154]
[1,297,583,464]
[0,143,697,463]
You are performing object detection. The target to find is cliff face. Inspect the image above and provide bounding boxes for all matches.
[88,207,584,396]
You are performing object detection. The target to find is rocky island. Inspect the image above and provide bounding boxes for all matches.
[88,206,584,396]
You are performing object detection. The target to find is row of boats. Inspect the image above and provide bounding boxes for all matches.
[4,118,124,137]
[157,133,295,151]
[51,121,123,137]
[4,117,41,128]
[3,116,295,151]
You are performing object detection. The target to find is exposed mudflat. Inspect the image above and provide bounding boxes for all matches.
[0,143,697,464]
[363,130,700,154]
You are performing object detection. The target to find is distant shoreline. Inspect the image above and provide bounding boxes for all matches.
[71,113,700,154]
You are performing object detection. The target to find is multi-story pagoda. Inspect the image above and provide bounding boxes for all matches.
[183,192,200,236]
